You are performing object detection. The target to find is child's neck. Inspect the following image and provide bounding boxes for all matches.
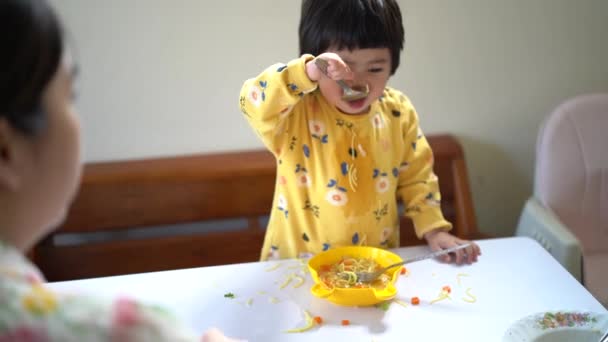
[0,233,27,252]
[0,203,34,252]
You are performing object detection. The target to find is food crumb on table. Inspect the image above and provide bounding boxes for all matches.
[462,287,477,303]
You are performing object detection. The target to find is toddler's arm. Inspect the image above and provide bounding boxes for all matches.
[396,99,452,239]
[239,55,318,153]
[395,97,481,264]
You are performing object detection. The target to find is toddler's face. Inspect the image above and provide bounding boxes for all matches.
[319,47,392,115]
[22,55,82,238]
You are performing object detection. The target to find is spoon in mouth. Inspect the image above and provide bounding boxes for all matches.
[314,58,370,101]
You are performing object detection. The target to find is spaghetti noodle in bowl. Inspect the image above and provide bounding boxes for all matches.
[308,246,403,306]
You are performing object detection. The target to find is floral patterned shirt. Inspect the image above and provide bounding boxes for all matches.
[0,241,200,341]
[239,55,452,261]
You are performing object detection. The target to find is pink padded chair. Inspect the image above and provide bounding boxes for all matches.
[517,93,608,306]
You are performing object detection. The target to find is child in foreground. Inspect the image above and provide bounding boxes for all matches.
[0,1,241,340]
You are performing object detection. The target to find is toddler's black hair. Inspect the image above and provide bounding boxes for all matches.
[299,0,405,75]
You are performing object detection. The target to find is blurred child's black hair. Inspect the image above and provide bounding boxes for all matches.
[0,0,64,134]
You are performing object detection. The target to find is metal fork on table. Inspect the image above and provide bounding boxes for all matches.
[345,243,472,283]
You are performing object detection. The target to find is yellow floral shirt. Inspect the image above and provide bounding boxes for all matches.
[239,55,452,261]
[0,241,199,341]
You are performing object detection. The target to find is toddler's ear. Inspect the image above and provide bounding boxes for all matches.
[0,118,20,191]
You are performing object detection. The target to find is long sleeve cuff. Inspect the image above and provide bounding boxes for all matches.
[411,207,453,239]
[287,54,317,93]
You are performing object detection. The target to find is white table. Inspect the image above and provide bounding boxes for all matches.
[48,237,606,341]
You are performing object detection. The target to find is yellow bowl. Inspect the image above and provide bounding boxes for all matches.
[307,246,403,306]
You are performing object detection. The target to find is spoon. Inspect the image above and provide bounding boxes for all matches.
[314,58,369,101]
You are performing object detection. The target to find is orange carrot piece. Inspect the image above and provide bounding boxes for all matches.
[442,286,451,293]
[411,297,420,305]
[341,319,350,326]
[314,316,323,325]
[400,267,407,275]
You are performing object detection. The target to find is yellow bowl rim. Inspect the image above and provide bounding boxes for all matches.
[307,246,403,303]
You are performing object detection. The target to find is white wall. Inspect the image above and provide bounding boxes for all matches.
[52,0,608,237]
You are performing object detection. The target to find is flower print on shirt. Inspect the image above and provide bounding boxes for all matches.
[373,167,400,194]
[112,297,140,330]
[277,194,289,217]
[295,164,311,188]
[302,144,310,158]
[277,175,287,186]
[370,112,385,128]
[309,120,328,144]
[296,173,311,187]
[239,96,249,117]
[391,167,399,178]
[247,80,268,107]
[0,241,201,341]
[309,120,325,136]
[287,83,304,97]
[335,118,354,130]
[425,192,441,207]
[22,284,57,316]
[373,203,388,222]
[326,189,348,206]
[0,326,47,342]
[325,179,348,206]
[302,233,310,242]
[267,246,280,260]
[303,199,320,218]
[380,227,393,245]
[340,162,351,176]
[288,136,297,151]
[352,232,360,245]
[375,177,390,193]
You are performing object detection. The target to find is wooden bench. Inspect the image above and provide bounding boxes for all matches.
[31,134,482,281]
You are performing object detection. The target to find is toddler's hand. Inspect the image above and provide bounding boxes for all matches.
[201,328,247,342]
[423,229,481,265]
[306,52,354,82]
